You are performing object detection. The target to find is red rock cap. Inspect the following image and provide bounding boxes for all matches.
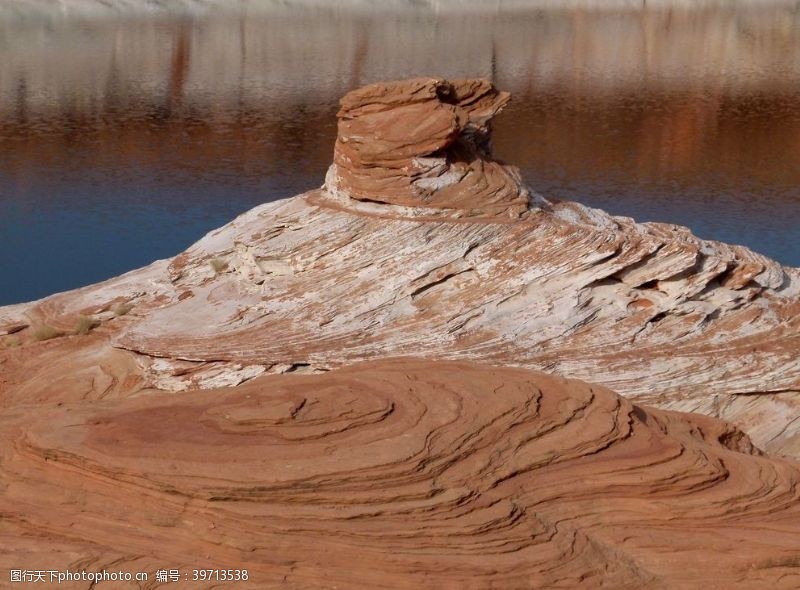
[325,77,530,218]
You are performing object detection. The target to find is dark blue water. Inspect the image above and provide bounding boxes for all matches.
[531,177,800,267]
[0,176,280,300]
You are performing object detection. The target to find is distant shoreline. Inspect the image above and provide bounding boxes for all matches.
[4,0,800,22]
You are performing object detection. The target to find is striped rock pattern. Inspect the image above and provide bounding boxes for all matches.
[57,187,798,457]
[1,78,800,588]
[2,360,800,588]
[1,80,799,461]
[326,78,531,218]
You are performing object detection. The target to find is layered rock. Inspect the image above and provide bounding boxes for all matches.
[1,79,799,460]
[2,76,800,586]
[325,77,532,218]
[3,360,800,588]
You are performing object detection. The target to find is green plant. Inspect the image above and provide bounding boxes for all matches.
[31,324,64,342]
[209,258,228,274]
[74,316,99,335]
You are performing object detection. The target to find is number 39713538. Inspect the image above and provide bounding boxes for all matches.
[192,569,249,582]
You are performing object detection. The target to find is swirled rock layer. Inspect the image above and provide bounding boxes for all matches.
[2,76,800,587]
[8,190,796,455]
[325,78,531,218]
[2,360,800,588]
[1,80,799,460]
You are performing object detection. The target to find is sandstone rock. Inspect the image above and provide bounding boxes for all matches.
[2,77,800,587]
[325,77,532,218]
[0,321,27,336]
[2,360,800,588]
[2,80,799,459]
[0,79,800,588]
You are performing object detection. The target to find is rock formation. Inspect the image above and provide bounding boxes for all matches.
[2,359,800,588]
[325,78,531,217]
[7,78,796,454]
[1,78,800,587]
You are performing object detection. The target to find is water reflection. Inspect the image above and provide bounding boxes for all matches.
[1,5,799,304]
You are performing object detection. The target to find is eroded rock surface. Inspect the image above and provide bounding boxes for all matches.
[2,79,799,460]
[2,360,800,588]
[325,78,532,218]
[1,77,800,587]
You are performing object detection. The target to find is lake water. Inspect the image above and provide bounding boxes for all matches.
[1,4,799,305]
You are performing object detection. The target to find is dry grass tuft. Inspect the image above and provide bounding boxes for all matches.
[31,324,64,342]
[112,302,135,317]
[1,337,20,349]
[74,316,99,335]
[209,258,229,274]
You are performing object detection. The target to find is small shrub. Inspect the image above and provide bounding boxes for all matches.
[112,302,134,317]
[74,316,99,335]
[209,258,228,274]
[31,324,64,341]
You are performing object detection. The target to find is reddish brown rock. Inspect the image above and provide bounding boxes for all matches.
[325,77,531,218]
[1,78,800,588]
[2,81,799,458]
[2,360,800,588]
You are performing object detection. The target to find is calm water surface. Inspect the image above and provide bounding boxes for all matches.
[1,6,799,305]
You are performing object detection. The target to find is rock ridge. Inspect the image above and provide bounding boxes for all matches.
[1,78,799,462]
[2,77,800,587]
